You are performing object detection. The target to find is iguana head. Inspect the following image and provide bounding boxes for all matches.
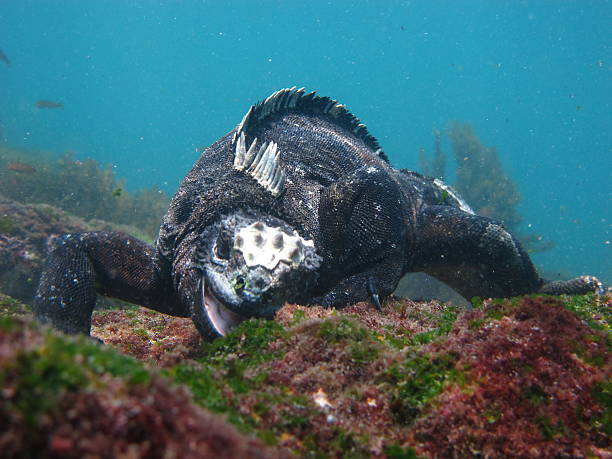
[192,211,321,337]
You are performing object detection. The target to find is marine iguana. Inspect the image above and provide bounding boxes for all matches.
[33,87,605,341]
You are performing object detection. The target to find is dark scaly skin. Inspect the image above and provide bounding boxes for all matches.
[33,88,606,341]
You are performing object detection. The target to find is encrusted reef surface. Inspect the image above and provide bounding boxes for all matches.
[1,292,610,458]
[0,194,152,303]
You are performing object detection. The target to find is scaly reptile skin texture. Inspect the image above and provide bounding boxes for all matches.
[33,88,605,341]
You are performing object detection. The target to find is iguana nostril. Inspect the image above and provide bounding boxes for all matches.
[289,247,300,263]
[272,233,284,249]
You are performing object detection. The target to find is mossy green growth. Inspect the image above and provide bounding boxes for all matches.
[0,215,15,233]
[0,293,30,319]
[381,352,462,425]
[379,303,458,350]
[591,380,612,435]
[384,444,424,459]
[167,318,286,430]
[201,317,286,369]
[319,316,383,364]
[559,293,611,333]
[406,307,458,347]
[0,318,149,426]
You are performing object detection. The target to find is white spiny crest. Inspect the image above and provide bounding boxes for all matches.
[433,178,475,214]
[234,132,285,197]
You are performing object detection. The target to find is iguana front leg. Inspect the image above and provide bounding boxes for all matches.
[316,165,407,308]
[311,259,404,308]
[33,231,183,335]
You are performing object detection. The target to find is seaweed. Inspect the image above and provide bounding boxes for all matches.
[419,122,556,254]
[0,146,169,240]
[0,313,288,458]
[0,293,609,457]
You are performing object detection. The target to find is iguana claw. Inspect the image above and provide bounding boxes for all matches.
[367,278,383,312]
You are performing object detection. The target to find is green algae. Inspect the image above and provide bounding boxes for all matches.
[319,316,383,364]
[167,318,287,430]
[0,293,30,319]
[0,215,15,234]
[1,316,149,426]
[559,293,611,333]
[381,352,463,425]
[591,380,612,435]
[405,306,458,347]
[384,444,423,459]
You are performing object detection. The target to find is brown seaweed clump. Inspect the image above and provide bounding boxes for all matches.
[447,122,522,230]
[0,315,290,459]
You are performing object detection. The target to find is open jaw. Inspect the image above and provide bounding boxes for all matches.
[201,280,246,336]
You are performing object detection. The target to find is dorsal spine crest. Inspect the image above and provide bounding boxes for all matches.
[234,132,285,197]
[231,87,388,162]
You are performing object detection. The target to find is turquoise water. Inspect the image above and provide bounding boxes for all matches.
[0,0,610,283]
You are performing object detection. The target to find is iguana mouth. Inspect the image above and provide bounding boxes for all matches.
[201,279,246,336]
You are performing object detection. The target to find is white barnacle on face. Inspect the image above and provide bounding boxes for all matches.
[194,211,322,338]
[233,221,315,270]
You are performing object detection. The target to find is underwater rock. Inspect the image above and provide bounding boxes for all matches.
[0,194,149,303]
[0,293,609,457]
[56,294,610,457]
[0,195,90,301]
[0,314,290,458]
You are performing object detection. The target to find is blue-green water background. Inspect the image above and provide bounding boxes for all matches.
[1,0,610,283]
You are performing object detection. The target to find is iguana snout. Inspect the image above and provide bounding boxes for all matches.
[193,210,321,336]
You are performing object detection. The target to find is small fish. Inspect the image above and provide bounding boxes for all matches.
[7,162,36,174]
[112,188,123,197]
[576,105,583,111]
[0,49,9,65]
[35,100,64,109]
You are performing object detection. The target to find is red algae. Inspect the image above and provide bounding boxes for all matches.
[406,296,611,458]
[1,292,609,457]
[92,308,202,366]
[0,315,289,459]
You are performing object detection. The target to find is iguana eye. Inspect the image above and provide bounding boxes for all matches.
[214,232,232,260]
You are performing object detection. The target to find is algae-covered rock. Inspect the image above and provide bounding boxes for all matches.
[0,293,609,457]
[0,314,290,458]
[170,296,610,458]
[0,194,154,303]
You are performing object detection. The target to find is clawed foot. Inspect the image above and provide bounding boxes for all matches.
[539,275,609,296]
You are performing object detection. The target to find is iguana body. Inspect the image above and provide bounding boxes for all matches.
[33,88,603,340]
